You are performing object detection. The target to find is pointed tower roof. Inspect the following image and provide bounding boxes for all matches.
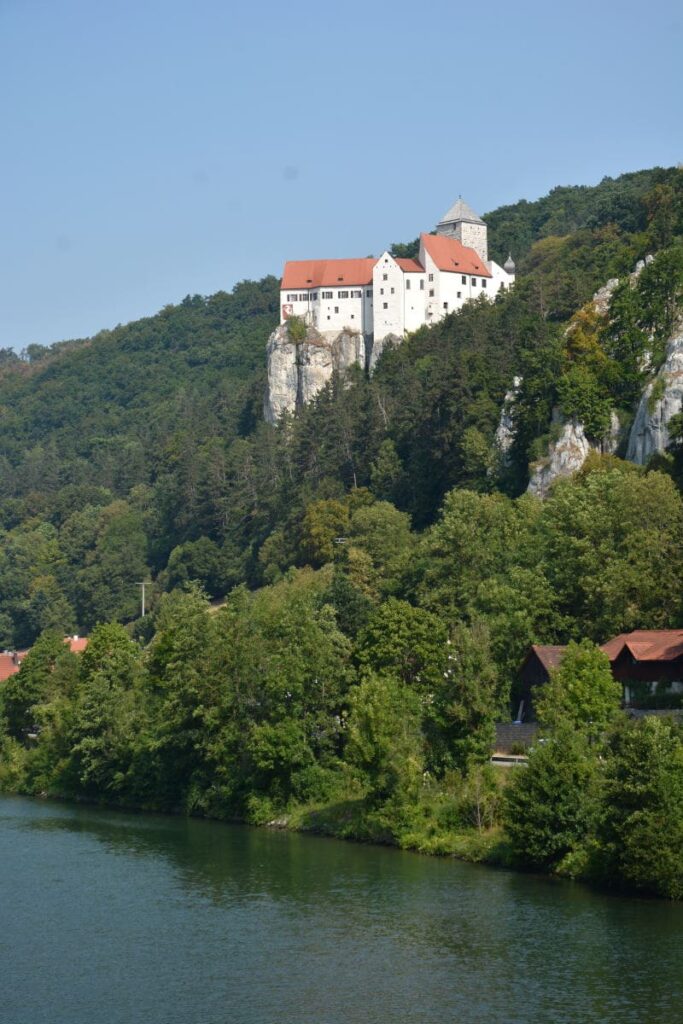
[438,196,485,226]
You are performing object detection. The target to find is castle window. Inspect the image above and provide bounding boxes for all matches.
[472,278,477,287]
[351,290,362,298]
[383,274,388,281]
[366,289,372,297]
[481,279,487,289]
[380,288,384,295]
[429,289,434,297]
[390,287,395,294]
[383,302,388,309]
[443,302,448,310]
[334,306,339,314]
[457,291,462,299]
[338,290,349,299]
[461,275,466,284]
[428,273,434,282]
[420,280,424,291]
[406,280,411,290]
[322,291,333,299]
[312,293,318,300]
[299,293,308,301]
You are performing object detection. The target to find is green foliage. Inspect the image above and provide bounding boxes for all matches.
[299,499,350,567]
[595,717,683,898]
[356,598,447,691]
[346,672,424,810]
[64,624,143,795]
[429,622,501,772]
[1,631,75,740]
[486,166,682,266]
[504,728,598,869]
[287,315,307,344]
[535,639,621,734]
[556,364,612,439]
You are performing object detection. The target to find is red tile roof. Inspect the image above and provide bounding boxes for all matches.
[601,630,683,663]
[67,636,89,654]
[420,233,491,277]
[0,636,88,684]
[395,258,424,273]
[281,258,376,290]
[529,644,567,673]
[0,652,21,683]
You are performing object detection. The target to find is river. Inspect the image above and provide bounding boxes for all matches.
[1,795,682,1023]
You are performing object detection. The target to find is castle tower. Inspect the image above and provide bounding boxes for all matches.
[435,197,488,262]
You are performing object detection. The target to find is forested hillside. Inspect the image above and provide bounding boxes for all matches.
[0,166,680,649]
[2,165,683,896]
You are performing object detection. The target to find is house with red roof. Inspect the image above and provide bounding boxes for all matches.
[519,630,683,717]
[280,198,516,367]
[0,635,89,686]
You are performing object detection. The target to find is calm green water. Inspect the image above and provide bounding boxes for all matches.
[1,796,682,1024]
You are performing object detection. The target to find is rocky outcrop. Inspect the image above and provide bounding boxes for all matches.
[591,256,654,317]
[527,411,621,498]
[523,257,659,496]
[626,324,683,464]
[494,376,522,458]
[367,333,400,372]
[264,323,366,423]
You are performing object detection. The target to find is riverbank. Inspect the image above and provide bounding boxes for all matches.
[276,793,510,866]
[0,758,511,868]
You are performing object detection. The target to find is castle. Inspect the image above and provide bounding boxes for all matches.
[279,198,515,367]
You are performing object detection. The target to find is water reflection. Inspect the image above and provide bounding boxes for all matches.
[2,795,683,1024]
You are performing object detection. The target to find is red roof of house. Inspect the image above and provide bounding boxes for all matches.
[601,630,683,663]
[0,637,88,685]
[67,636,89,654]
[420,233,491,277]
[281,258,376,290]
[0,652,21,683]
[528,644,567,673]
[395,258,424,273]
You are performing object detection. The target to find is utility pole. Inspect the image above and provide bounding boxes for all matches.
[136,581,151,618]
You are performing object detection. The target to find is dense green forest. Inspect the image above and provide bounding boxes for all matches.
[2,165,683,897]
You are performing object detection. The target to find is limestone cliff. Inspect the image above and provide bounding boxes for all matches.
[494,376,522,460]
[527,411,620,498]
[522,258,655,496]
[626,323,683,464]
[264,322,366,424]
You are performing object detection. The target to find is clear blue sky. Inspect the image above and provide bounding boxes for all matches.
[1,0,681,350]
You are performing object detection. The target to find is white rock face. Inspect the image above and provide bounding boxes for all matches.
[592,278,620,316]
[627,324,683,464]
[264,323,366,423]
[494,376,522,457]
[527,418,592,498]
[527,411,621,498]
